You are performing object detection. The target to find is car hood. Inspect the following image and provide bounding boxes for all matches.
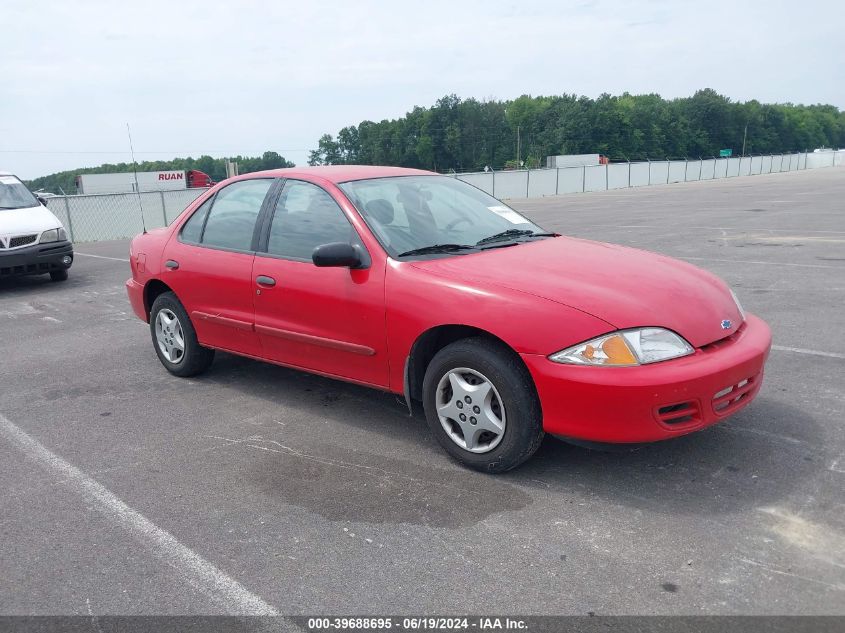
[410,236,743,348]
[0,204,63,235]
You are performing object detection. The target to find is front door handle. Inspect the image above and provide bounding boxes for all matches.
[256,275,276,287]
[165,259,179,270]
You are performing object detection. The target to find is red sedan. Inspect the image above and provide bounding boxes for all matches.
[126,166,772,472]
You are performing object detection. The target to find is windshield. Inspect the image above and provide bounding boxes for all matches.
[339,175,551,258]
[0,175,39,210]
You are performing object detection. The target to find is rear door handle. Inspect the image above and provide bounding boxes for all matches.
[165,260,179,270]
[256,275,276,287]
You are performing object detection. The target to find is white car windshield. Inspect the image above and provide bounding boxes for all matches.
[0,175,39,210]
[340,175,553,258]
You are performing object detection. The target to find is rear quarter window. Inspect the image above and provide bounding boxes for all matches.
[179,197,213,243]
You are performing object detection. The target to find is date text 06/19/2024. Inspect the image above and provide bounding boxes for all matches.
[306,617,528,630]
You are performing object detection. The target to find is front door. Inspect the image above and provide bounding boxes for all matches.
[251,179,389,388]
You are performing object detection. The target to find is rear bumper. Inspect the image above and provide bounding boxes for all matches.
[0,241,73,278]
[522,313,772,443]
[126,278,148,323]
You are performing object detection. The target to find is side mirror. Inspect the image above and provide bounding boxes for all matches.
[37,196,48,206]
[312,242,364,268]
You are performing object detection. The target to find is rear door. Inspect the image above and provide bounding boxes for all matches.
[162,177,277,356]
[251,179,389,388]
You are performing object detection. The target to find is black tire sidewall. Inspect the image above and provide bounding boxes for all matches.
[422,338,543,473]
[149,292,212,376]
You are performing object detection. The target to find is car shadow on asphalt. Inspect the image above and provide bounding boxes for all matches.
[0,267,96,296]
[198,353,536,529]
[0,274,58,293]
[510,399,821,517]
[201,353,822,527]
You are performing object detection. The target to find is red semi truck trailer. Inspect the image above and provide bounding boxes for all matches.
[75,170,214,194]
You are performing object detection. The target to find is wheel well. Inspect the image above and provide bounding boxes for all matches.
[144,279,173,318]
[406,325,521,401]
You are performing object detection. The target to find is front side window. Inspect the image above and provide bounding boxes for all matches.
[0,175,39,211]
[267,180,359,260]
[199,179,273,251]
[339,175,549,258]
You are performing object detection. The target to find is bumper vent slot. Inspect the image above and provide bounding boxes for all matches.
[656,400,701,426]
[713,374,758,415]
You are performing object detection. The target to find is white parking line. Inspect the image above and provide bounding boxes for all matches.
[74,252,130,262]
[573,224,845,235]
[680,256,837,270]
[771,345,845,360]
[0,413,278,615]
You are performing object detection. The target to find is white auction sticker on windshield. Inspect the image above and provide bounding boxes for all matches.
[0,176,19,185]
[488,205,525,224]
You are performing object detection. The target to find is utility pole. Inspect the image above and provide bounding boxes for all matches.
[742,123,748,157]
[516,125,521,168]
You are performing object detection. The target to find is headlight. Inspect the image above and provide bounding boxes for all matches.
[730,288,746,321]
[549,328,694,366]
[40,228,67,243]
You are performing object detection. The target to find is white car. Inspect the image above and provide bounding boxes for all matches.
[0,172,73,281]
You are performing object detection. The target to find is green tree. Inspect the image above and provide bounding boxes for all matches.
[308,90,844,172]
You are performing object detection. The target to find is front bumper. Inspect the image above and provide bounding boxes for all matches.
[0,240,73,278]
[522,313,772,443]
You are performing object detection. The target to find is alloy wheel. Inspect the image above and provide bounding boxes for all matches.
[435,367,506,453]
[155,309,185,364]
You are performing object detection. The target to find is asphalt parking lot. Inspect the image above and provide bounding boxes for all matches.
[1,167,843,616]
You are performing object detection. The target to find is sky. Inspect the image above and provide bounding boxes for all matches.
[3,0,843,180]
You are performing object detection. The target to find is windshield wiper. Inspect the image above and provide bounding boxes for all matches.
[397,243,477,257]
[476,229,557,246]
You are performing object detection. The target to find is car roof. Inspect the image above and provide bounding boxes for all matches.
[243,165,436,184]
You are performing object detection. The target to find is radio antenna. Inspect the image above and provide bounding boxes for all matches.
[126,123,146,234]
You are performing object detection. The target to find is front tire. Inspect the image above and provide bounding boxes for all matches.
[49,269,68,282]
[422,337,544,473]
[149,292,214,377]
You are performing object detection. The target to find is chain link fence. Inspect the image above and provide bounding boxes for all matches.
[453,150,842,199]
[45,188,207,243]
[43,150,842,244]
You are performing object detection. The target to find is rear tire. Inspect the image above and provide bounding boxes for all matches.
[149,291,214,377]
[49,270,68,282]
[422,337,544,473]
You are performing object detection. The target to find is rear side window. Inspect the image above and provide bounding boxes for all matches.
[180,197,213,243]
[200,179,274,251]
[267,180,358,260]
